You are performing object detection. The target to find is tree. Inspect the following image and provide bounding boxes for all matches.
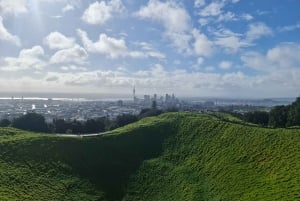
[53,119,68,133]
[152,100,157,110]
[84,118,105,133]
[115,114,138,128]
[70,120,84,134]
[138,107,162,119]
[269,105,290,128]
[244,111,269,126]
[0,119,11,127]
[287,97,300,126]
[12,113,48,132]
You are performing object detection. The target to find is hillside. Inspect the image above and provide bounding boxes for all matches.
[1,113,300,200]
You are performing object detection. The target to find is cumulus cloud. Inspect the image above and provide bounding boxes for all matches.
[278,23,300,32]
[82,0,124,25]
[77,29,165,59]
[194,0,206,8]
[246,22,273,42]
[196,0,254,25]
[0,0,28,16]
[197,57,204,65]
[219,61,232,69]
[135,0,191,52]
[199,1,224,17]
[62,4,75,13]
[50,45,88,65]
[241,43,300,72]
[215,36,249,52]
[0,46,45,71]
[192,29,213,57]
[241,13,254,21]
[1,61,300,97]
[61,65,87,71]
[0,16,21,46]
[212,28,254,52]
[217,11,236,22]
[44,31,76,50]
[52,64,300,97]
[77,29,128,58]
[136,0,190,33]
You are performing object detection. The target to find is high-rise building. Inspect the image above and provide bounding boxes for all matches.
[133,86,137,104]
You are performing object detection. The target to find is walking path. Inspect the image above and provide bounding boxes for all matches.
[55,132,105,138]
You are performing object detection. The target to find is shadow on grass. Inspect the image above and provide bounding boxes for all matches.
[1,122,175,201]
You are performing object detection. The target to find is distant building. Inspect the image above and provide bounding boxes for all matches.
[144,95,151,105]
[133,86,137,104]
[117,100,123,106]
[165,94,170,103]
[153,94,157,101]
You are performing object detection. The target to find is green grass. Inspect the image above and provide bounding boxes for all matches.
[1,112,300,200]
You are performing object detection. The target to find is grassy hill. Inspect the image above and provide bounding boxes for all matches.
[0,113,300,200]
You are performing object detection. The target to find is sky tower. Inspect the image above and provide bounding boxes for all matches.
[133,85,136,103]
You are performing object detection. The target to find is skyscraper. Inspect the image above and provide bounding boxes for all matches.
[133,86,136,103]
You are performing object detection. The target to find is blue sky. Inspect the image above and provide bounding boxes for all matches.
[0,0,299,98]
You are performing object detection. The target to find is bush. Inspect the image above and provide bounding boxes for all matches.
[12,113,48,132]
[0,119,11,127]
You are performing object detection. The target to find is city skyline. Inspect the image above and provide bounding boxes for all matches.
[0,0,300,98]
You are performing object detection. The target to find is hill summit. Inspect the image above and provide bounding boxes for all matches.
[0,113,300,201]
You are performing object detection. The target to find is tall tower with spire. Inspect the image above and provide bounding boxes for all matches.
[133,85,136,103]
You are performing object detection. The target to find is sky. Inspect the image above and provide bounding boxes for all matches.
[0,0,300,98]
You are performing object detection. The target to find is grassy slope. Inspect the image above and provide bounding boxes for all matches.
[1,113,300,201]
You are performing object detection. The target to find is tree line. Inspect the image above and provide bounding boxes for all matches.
[229,97,300,128]
[0,102,169,134]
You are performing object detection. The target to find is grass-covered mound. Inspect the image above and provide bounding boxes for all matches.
[1,113,300,200]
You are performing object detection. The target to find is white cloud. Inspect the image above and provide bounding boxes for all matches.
[246,22,273,42]
[217,11,236,22]
[194,0,206,8]
[20,46,44,58]
[278,23,300,32]
[0,46,45,71]
[241,13,254,21]
[241,43,300,72]
[50,15,63,19]
[198,18,209,26]
[192,29,213,57]
[197,57,204,65]
[44,31,76,50]
[199,1,224,17]
[213,28,252,52]
[165,32,192,53]
[219,61,232,69]
[267,43,300,67]
[77,29,165,59]
[50,45,88,65]
[77,29,129,58]
[135,0,191,52]
[62,4,75,13]
[0,0,28,16]
[215,35,251,52]
[61,65,87,71]
[0,16,21,46]
[134,41,153,51]
[136,0,190,33]
[139,51,165,59]
[1,61,300,97]
[82,0,124,25]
